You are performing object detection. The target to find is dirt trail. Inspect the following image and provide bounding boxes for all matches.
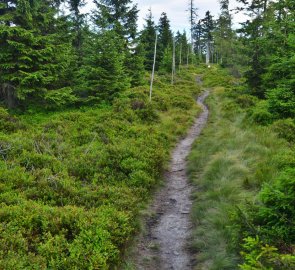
[129,89,209,270]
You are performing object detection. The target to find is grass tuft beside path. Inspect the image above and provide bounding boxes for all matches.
[187,67,292,270]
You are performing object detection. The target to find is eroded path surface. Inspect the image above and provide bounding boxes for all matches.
[130,90,209,270]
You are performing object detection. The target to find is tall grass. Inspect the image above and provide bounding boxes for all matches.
[187,68,291,270]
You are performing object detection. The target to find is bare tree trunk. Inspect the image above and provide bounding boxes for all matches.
[149,33,158,102]
[187,45,189,66]
[206,42,210,66]
[171,37,176,85]
[179,43,182,71]
[190,0,194,53]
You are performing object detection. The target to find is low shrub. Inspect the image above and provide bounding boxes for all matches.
[250,100,274,125]
[0,107,22,132]
[236,94,258,108]
[271,118,295,143]
[240,236,295,270]
[0,67,201,268]
[254,168,295,245]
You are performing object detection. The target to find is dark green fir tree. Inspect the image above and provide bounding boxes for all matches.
[157,12,173,67]
[140,9,157,71]
[0,0,75,109]
[92,0,144,88]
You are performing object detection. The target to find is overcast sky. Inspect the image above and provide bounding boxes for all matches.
[82,0,247,33]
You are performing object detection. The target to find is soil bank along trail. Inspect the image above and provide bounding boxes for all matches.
[131,90,209,270]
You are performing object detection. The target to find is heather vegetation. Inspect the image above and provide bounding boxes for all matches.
[0,68,201,268]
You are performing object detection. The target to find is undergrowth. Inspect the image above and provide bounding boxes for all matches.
[188,66,295,270]
[0,67,201,269]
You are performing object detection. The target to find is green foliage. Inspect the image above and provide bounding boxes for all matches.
[157,12,173,64]
[125,44,145,87]
[236,94,258,108]
[202,66,235,88]
[159,46,173,73]
[0,68,200,268]
[271,118,295,143]
[254,168,295,245]
[236,0,295,115]
[0,1,74,108]
[77,31,130,101]
[250,101,274,125]
[140,9,157,71]
[267,84,295,119]
[92,0,138,40]
[44,87,78,109]
[239,237,295,270]
[188,66,295,270]
[0,107,22,132]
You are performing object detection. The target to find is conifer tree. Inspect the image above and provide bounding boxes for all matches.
[140,9,157,70]
[93,0,138,40]
[262,0,295,117]
[92,0,144,88]
[78,30,130,101]
[67,0,86,64]
[236,0,269,97]
[160,47,173,73]
[0,0,74,108]
[158,12,173,66]
[193,20,203,60]
[200,11,215,65]
[175,31,189,68]
[215,0,233,66]
[125,41,145,87]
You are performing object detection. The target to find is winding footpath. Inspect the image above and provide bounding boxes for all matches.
[131,89,209,270]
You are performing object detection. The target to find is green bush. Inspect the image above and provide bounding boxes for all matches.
[0,107,22,132]
[254,168,295,245]
[271,118,295,143]
[236,94,258,108]
[171,94,194,110]
[44,87,78,109]
[251,100,274,125]
[240,236,295,270]
[267,85,295,119]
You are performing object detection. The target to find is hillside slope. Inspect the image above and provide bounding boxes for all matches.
[0,68,201,269]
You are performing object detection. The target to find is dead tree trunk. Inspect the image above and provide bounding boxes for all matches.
[149,33,158,102]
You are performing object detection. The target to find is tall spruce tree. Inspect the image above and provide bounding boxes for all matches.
[92,0,144,88]
[140,9,157,71]
[67,0,86,64]
[158,12,173,67]
[200,11,215,65]
[92,0,138,40]
[0,0,74,108]
[262,0,295,117]
[193,19,203,60]
[77,30,130,102]
[215,0,233,66]
[236,0,269,97]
